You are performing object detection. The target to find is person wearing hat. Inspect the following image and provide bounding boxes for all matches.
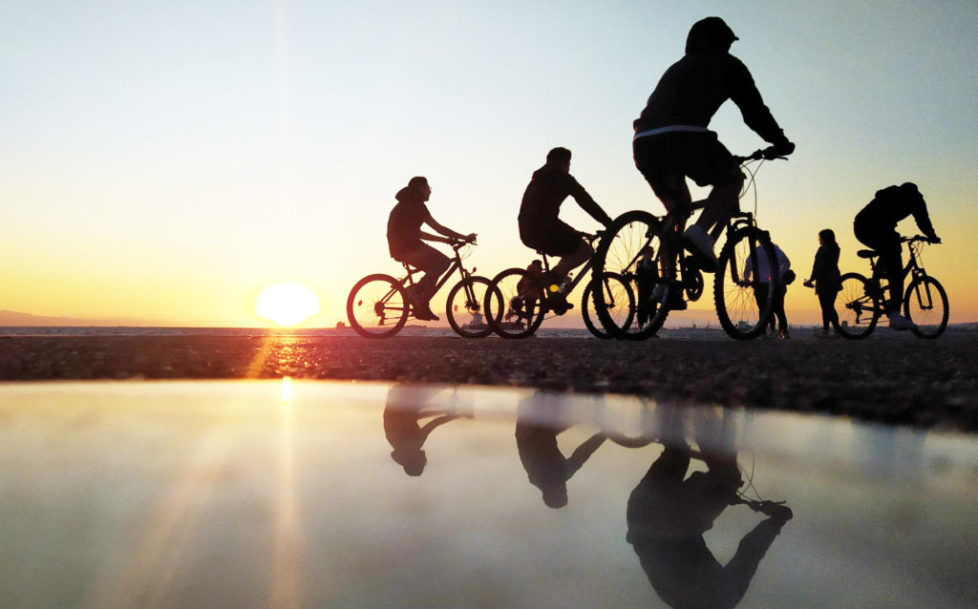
[853,183,941,330]
[632,16,795,281]
[386,176,476,321]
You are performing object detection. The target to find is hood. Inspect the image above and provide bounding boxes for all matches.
[685,16,738,54]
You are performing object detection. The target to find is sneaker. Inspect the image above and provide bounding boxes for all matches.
[888,311,912,331]
[548,293,573,315]
[667,289,687,311]
[682,225,718,273]
[778,329,790,339]
[412,299,439,321]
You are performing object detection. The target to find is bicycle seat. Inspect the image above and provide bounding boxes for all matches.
[856,249,878,259]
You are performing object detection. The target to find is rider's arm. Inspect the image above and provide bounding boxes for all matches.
[567,175,613,227]
[424,212,475,243]
[727,58,793,152]
[910,198,939,241]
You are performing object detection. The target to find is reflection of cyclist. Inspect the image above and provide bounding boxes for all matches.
[387,177,476,321]
[515,393,606,508]
[383,385,468,476]
[518,147,613,310]
[804,229,841,337]
[633,17,794,272]
[853,183,940,330]
[627,442,791,609]
[744,240,792,338]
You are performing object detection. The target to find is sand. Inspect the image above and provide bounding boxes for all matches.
[0,332,975,432]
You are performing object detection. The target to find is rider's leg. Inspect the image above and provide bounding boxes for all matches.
[398,244,450,303]
[552,238,592,285]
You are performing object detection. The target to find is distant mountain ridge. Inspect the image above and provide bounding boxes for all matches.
[0,309,150,327]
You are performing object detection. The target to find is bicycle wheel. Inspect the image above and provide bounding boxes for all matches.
[836,272,880,339]
[582,272,635,339]
[904,276,948,339]
[484,268,546,339]
[446,276,495,338]
[713,228,778,340]
[347,274,409,338]
[592,210,670,340]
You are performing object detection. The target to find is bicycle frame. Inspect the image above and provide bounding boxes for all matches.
[866,239,937,311]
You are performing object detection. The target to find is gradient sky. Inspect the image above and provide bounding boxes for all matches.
[2,1,977,326]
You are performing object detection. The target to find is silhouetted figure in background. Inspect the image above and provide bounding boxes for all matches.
[383,385,469,476]
[804,228,841,337]
[515,393,606,508]
[744,240,792,338]
[387,177,476,321]
[627,441,792,609]
[633,16,794,275]
[853,182,940,330]
[518,147,613,312]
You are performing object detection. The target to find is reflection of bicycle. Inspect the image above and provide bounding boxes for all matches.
[592,148,787,340]
[347,239,497,338]
[836,236,948,339]
[484,232,635,339]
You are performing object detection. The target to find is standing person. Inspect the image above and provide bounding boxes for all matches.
[744,240,792,338]
[853,182,940,330]
[387,177,476,321]
[518,147,614,311]
[804,229,841,337]
[632,16,794,279]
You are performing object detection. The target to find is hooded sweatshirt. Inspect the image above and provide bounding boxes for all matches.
[387,186,430,259]
[634,20,788,147]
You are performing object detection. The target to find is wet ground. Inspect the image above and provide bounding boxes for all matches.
[1,333,976,430]
[1,381,976,608]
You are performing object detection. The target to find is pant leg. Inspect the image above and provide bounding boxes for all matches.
[854,222,903,311]
[397,244,451,299]
[817,289,838,331]
[774,285,788,331]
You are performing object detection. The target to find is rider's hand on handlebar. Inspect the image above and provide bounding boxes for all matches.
[465,233,477,244]
[928,235,942,244]
[762,140,795,160]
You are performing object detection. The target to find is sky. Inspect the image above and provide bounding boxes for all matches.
[2,0,977,327]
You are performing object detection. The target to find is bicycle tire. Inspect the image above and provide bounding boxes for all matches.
[446,276,495,338]
[836,272,879,340]
[484,268,546,339]
[592,210,671,340]
[713,228,779,340]
[904,275,949,339]
[347,274,409,338]
[582,272,635,339]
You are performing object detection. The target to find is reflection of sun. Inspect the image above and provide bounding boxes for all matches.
[256,283,321,326]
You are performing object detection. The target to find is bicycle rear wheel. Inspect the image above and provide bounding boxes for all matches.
[904,275,948,339]
[347,274,409,338]
[592,210,670,340]
[836,273,879,339]
[484,268,546,339]
[582,272,635,339]
[446,276,496,338]
[713,228,778,340]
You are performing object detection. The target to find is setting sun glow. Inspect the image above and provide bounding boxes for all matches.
[256,283,321,326]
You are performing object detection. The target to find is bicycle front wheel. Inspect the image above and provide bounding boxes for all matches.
[484,268,546,339]
[713,228,778,340]
[582,272,635,339]
[593,210,670,340]
[836,272,879,339]
[904,275,948,339]
[446,276,495,338]
[347,274,409,338]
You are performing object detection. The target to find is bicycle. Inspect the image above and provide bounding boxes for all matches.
[592,148,787,340]
[483,232,636,339]
[836,236,948,339]
[347,238,497,338]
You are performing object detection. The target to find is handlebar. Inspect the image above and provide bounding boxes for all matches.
[734,146,791,163]
[902,235,941,244]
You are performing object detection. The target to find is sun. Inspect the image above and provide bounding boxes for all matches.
[255,283,321,326]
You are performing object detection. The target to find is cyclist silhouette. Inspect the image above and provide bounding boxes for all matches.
[518,147,613,311]
[853,183,940,330]
[632,17,794,278]
[383,385,469,476]
[387,177,476,321]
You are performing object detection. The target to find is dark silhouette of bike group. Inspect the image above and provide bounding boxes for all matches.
[348,17,947,341]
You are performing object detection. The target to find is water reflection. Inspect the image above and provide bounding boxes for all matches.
[625,408,792,609]
[383,384,472,476]
[515,392,607,508]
